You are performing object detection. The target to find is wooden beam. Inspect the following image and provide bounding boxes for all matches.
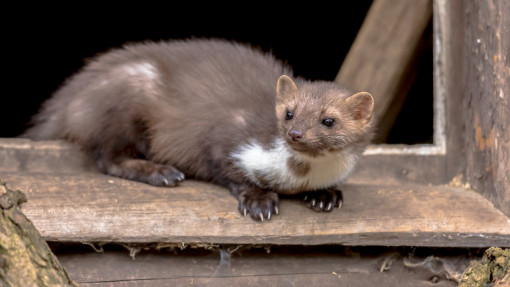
[2,172,509,247]
[462,0,510,216]
[439,0,510,216]
[336,0,432,141]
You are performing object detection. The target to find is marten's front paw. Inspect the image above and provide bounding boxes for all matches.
[100,158,185,187]
[303,188,343,212]
[146,165,185,187]
[237,189,279,222]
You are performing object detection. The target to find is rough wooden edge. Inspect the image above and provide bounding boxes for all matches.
[42,232,510,248]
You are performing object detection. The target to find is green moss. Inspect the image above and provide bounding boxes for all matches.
[459,247,509,287]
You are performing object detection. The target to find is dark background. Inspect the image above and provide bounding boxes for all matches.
[2,3,432,143]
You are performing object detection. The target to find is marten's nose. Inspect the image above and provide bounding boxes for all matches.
[288,129,303,142]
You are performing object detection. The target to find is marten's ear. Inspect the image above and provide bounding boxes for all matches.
[346,92,374,125]
[276,75,298,103]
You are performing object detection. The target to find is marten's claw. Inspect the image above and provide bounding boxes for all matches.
[230,184,279,222]
[238,191,279,222]
[303,188,343,212]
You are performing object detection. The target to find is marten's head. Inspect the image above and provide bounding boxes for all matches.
[275,75,374,157]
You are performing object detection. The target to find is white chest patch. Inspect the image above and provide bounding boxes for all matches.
[231,139,358,193]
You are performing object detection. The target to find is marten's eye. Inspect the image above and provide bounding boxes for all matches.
[322,118,335,127]
[286,111,294,120]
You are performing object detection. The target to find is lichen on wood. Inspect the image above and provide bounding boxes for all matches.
[459,247,509,287]
[0,180,77,287]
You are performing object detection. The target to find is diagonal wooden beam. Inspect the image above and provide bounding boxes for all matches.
[336,0,432,141]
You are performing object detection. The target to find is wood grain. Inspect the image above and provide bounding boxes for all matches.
[439,0,510,216]
[56,247,460,287]
[462,0,510,217]
[2,172,509,247]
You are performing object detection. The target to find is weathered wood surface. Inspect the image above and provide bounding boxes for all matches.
[350,150,446,185]
[0,181,77,287]
[0,139,94,174]
[438,0,510,216]
[55,246,464,286]
[336,0,432,140]
[462,0,510,217]
[2,172,509,247]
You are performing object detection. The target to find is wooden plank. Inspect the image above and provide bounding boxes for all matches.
[55,246,462,286]
[71,274,454,287]
[2,172,509,247]
[335,0,432,140]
